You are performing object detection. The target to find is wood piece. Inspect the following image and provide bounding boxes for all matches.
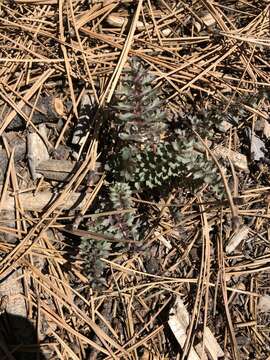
[201,13,216,27]
[195,327,224,360]
[27,124,49,179]
[153,231,172,250]
[168,297,200,360]
[106,13,129,28]
[1,190,93,211]
[213,145,248,172]
[168,296,224,360]
[226,225,250,254]
[106,12,171,35]
[36,159,77,181]
[1,95,61,131]
[194,12,216,32]
[250,133,265,161]
[161,28,172,36]
[36,159,101,183]
[53,97,65,117]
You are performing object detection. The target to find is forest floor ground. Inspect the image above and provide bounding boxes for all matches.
[0,1,270,359]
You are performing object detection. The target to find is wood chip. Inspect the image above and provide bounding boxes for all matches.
[194,12,216,32]
[1,190,93,211]
[53,97,65,116]
[251,133,266,161]
[27,124,49,179]
[153,231,172,250]
[161,28,172,36]
[106,13,127,28]
[226,225,250,254]
[201,13,216,27]
[169,297,224,360]
[107,13,145,30]
[168,296,200,360]
[213,145,248,172]
[195,327,224,360]
[36,159,77,181]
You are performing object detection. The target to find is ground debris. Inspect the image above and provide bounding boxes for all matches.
[0,1,270,359]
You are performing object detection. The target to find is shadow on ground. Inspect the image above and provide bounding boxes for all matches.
[0,312,46,360]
